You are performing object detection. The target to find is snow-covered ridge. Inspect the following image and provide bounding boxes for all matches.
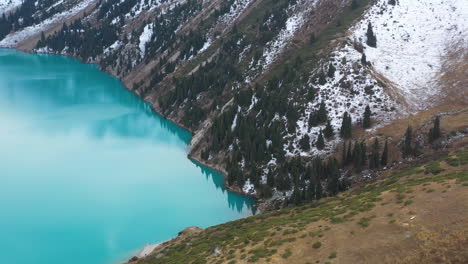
[352,0,468,111]
[0,0,96,48]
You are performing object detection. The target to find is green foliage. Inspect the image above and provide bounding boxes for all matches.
[424,162,444,175]
[281,248,292,259]
[312,241,322,248]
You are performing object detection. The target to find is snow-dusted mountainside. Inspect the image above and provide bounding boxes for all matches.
[1,0,466,198]
[351,0,468,111]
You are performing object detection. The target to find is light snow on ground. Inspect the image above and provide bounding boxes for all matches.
[218,0,254,27]
[352,0,468,111]
[286,44,398,157]
[0,0,95,47]
[242,178,256,195]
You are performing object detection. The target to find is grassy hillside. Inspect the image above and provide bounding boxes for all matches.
[130,149,468,264]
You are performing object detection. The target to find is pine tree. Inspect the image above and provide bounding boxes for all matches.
[352,141,363,172]
[361,53,367,65]
[402,126,413,158]
[369,138,380,169]
[326,158,340,196]
[310,33,316,45]
[351,0,359,10]
[381,139,388,166]
[299,134,311,151]
[309,111,319,127]
[388,0,396,6]
[428,116,441,143]
[318,69,327,85]
[341,141,348,165]
[340,112,352,138]
[318,101,328,123]
[316,131,325,150]
[363,105,372,128]
[324,120,334,138]
[327,63,336,78]
[267,170,275,186]
[366,22,377,48]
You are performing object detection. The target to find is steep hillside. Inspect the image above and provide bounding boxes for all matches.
[1,0,466,201]
[126,148,468,264]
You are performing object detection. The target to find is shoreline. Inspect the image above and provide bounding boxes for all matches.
[2,46,256,201]
[2,46,261,261]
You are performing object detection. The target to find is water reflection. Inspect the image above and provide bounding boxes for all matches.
[192,160,257,215]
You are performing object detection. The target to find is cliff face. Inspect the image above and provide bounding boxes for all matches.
[1,0,466,199]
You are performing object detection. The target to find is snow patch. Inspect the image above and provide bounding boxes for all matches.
[242,179,256,195]
[351,0,468,111]
[139,23,153,56]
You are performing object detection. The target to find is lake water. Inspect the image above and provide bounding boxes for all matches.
[0,49,254,264]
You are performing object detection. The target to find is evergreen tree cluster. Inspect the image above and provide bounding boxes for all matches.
[0,0,59,40]
[342,138,389,171]
[37,20,119,61]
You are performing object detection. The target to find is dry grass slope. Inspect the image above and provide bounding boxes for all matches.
[129,150,468,264]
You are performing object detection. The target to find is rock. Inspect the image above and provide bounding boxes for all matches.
[178,226,202,237]
[128,256,139,262]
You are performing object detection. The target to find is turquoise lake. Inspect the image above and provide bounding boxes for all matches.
[0,49,255,264]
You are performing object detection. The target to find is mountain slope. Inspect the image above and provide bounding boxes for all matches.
[1,0,466,200]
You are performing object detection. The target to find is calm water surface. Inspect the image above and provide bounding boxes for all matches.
[0,49,254,264]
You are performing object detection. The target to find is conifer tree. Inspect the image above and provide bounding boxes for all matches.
[316,131,325,150]
[402,126,413,158]
[346,142,353,164]
[351,0,359,9]
[299,134,311,151]
[267,170,275,186]
[363,105,372,128]
[388,0,396,5]
[324,120,334,138]
[316,175,322,200]
[428,116,441,143]
[352,141,363,172]
[381,139,388,166]
[326,158,340,196]
[318,69,327,85]
[309,111,319,127]
[361,53,367,65]
[369,138,380,169]
[342,141,348,165]
[291,186,302,205]
[310,33,316,45]
[318,101,328,123]
[327,63,336,78]
[340,112,352,138]
[366,22,377,48]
